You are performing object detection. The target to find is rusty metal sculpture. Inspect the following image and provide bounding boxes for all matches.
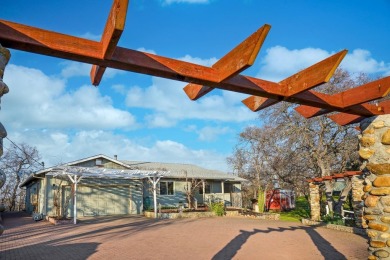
[0,0,389,127]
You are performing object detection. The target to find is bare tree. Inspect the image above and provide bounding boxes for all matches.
[183,171,203,209]
[228,69,365,215]
[0,143,41,211]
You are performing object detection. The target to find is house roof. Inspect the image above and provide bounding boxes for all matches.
[63,154,132,169]
[20,155,245,187]
[122,160,246,181]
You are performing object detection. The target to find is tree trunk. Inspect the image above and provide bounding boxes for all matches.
[334,179,352,215]
[9,175,21,211]
[324,181,335,216]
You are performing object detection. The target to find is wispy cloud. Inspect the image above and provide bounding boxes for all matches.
[6,129,229,171]
[256,46,390,82]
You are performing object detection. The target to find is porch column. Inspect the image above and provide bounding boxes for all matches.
[360,115,390,259]
[351,175,364,228]
[309,183,320,221]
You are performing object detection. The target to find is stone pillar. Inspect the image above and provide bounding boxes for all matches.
[0,44,10,236]
[351,175,365,228]
[309,183,321,221]
[0,44,10,157]
[360,115,390,260]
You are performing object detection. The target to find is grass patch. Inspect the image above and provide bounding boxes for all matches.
[279,197,310,222]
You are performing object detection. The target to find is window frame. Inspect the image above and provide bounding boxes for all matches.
[159,181,175,196]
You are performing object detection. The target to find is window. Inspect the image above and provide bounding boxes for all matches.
[224,183,232,193]
[159,181,174,195]
[199,181,222,194]
[199,182,210,194]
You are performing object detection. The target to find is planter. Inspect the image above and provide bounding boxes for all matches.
[46,216,73,225]
[301,218,367,236]
[240,211,280,220]
[144,211,215,219]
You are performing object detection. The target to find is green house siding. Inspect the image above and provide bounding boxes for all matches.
[42,177,142,217]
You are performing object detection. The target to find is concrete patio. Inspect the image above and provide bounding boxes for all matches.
[0,212,367,259]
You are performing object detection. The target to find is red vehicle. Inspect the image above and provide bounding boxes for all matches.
[266,189,295,211]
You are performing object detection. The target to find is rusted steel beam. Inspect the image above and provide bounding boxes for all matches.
[183,24,271,100]
[328,100,390,126]
[241,96,280,112]
[242,50,347,112]
[0,18,388,118]
[0,19,222,83]
[90,0,128,86]
[283,50,347,96]
[336,76,390,107]
[295,76,390,118]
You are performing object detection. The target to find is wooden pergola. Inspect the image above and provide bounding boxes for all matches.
[307,171,362,183]
[0,0,389,125]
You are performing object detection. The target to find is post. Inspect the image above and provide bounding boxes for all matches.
[360,115,390,259]
[74,179,77,224]
[148,173,161,219]
[153,177,157,218]
[67,174,82,225]
[309,183,321,221]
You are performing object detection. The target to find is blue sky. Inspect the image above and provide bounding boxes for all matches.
[1,0,390,171]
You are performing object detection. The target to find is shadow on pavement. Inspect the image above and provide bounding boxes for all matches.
[0,242,99,260]
[212,225,347,260]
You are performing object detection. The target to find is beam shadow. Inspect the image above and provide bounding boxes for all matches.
[212,225,348,260]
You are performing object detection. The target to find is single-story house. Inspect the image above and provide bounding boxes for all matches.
[20,154,246,219]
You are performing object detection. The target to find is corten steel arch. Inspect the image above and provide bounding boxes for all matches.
[0,0,390,124]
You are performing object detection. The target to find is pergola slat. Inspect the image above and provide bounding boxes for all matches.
[241,51,347,112]
[1,2,389,119]
[183,24,271,100]
[295,76,390,118]
[241,96,280,112]
[306,171,362,182]
[90,0,128,86]
[328,100,390,126]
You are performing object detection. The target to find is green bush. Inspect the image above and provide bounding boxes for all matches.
[322,214,344,225]
[210,202,225,216]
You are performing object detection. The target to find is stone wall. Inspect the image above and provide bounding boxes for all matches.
[309,183,321,221]
[352,175,365,228]
[360,115,390,259]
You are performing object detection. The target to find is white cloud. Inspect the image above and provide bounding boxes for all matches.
[257,46,390,82]
[5,129,229,171]
[60,61,124,80]
[161,0,209,5]
[137,47,157,55]
[257,46,330,82]
[198,126,231,141]
[3,64,136,130]
[341,49,390,75]
[179,54,217,66]
[78,32,102,41]
[125,76,257,127]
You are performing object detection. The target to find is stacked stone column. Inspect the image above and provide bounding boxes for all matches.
[352,175,365,228]
[309,183,321,221]
[360,115,390,260]
[0,44,10,236]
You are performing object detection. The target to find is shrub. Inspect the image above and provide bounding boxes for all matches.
[210,202,225,216]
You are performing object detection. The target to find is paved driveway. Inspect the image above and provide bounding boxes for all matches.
[0,212,367,260]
